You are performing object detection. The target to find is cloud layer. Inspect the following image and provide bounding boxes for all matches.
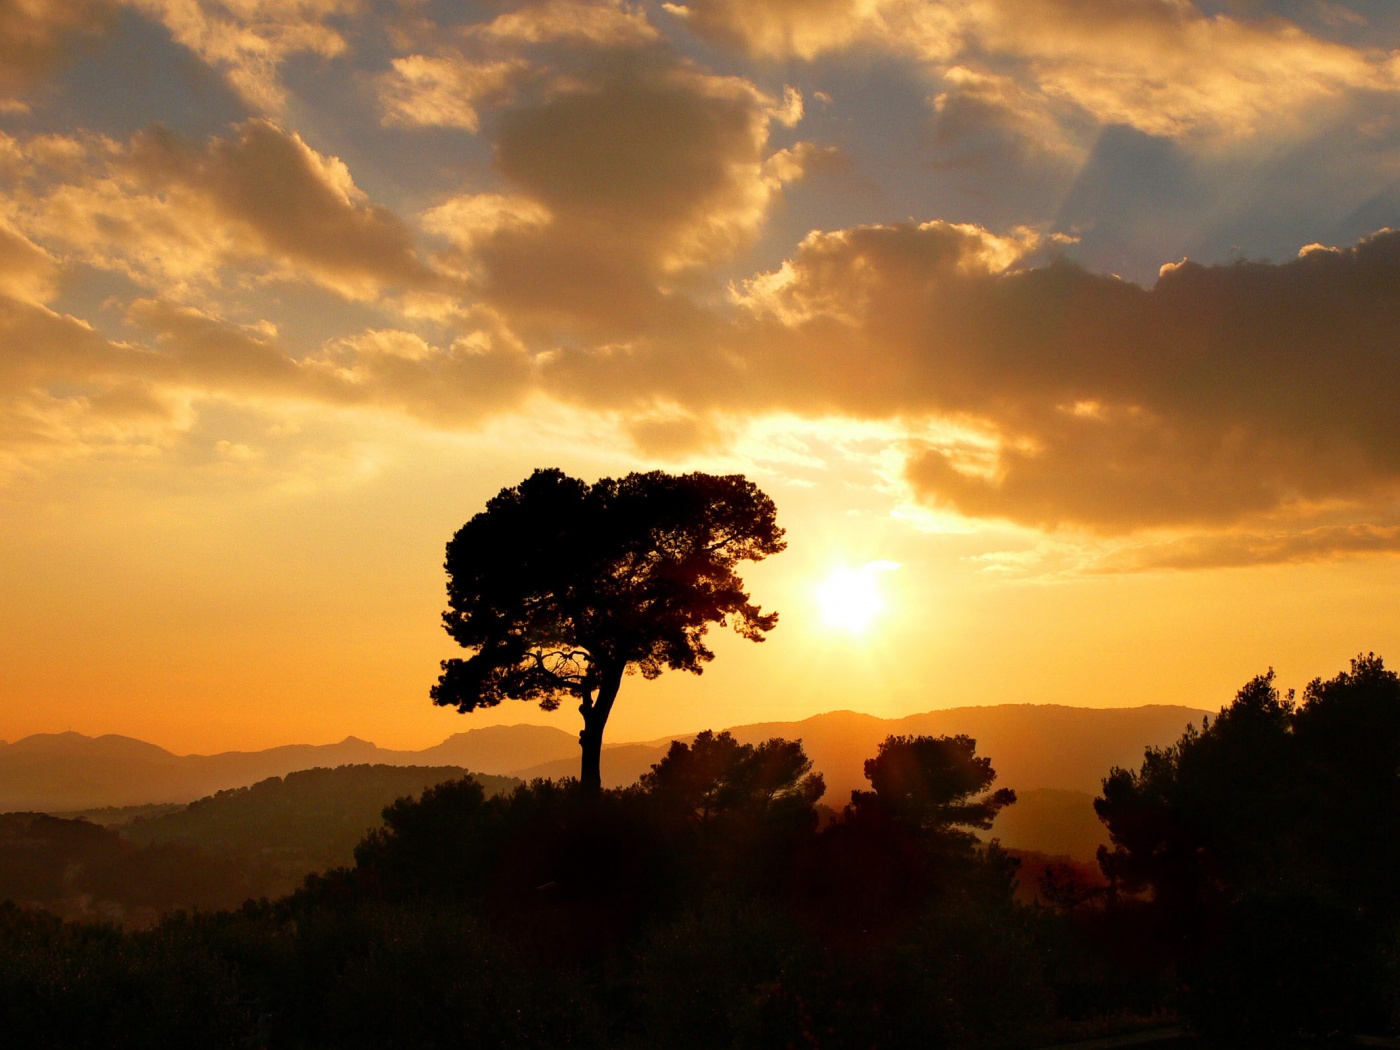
[673,0,1400,138]
[4,0,1400,571]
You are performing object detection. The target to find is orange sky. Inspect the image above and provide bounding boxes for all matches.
[4,0,1400,754]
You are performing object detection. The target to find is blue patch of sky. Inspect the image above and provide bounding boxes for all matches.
[1054,112,1400,284]
[277,28,498,217]
[1200,124,1400,266]
[1054,125,1204,283]
[8,7,249,140]
[1196,0,1400,45]
[715,54,964,283]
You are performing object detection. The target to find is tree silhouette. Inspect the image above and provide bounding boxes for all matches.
[640,731,825,895]
[852,734,1017,839]
[1092,655,1400,1040]
[431,468,785,793]
[640,730,825,826]
[1292,652,1400,916]
[1094,669,1302,911]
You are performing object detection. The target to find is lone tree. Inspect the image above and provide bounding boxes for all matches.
[432,468,786,793]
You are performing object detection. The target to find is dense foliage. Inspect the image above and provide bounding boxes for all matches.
[433,468,785,791]
[1095,654,1400,1043]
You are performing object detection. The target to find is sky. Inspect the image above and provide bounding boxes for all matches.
[4,0,1400,755]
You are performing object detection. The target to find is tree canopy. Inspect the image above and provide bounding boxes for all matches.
[431,468,785,792]
[1093,654,1400,1040]
[1094,654,1400,912]
[852,734,1017,838]
[639,730,825,826]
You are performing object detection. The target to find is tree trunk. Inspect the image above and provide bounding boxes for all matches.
[578,663,624,795]
[579,720,603,795]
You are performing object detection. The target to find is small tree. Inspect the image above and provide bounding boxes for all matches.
[852,734,1017,839]
[640,730,825,826]
[432,468,785,793]
[640,731,825,894]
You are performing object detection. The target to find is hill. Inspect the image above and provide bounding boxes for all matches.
[122,764,519,894]
[0,732,389,812]
[0,705,1205,828]
[0,812,274,923]
[409,725,577,774]
[988,788,1109,862]
[2,766,523,920]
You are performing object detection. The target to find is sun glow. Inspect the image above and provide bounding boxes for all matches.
[815,561,898,634]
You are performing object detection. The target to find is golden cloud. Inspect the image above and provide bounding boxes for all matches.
[732,220,1042,325]
[475,0,659,47]
[666,0,953,62]
[674,0,1400,139]
[0,295,145,396]
[6,0,1398,564]
[821,227,1400,531]
[1095,521,1400,572]
[126,120,436,295]
[127,0,358,113]
[529,222,1400,541]
[432,59,812,338]
[305,327,535,424]
[0,221,61,304]
[0,290,189,479]
[0,278,536,474]
[8,205,1400,566]
[114,299,536,425]
[975,0,1394,138]
[375,1,662,132]
[124,298,303,388]
[377,54,523,132]
[8,121,437,300]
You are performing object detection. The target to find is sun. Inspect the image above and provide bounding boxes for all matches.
[815,562,895,634]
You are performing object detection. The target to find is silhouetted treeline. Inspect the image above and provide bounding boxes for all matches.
[3,658,1400,1047]
[1093,654,1400,1043]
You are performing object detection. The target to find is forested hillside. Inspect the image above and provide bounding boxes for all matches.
[124,765,519,889]
[1,765,519,918]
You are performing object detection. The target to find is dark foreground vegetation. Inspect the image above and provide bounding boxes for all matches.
[3,656,1399,1048]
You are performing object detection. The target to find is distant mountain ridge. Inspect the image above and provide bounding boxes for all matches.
[0,732,404,812]
[0,704,1206,814]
